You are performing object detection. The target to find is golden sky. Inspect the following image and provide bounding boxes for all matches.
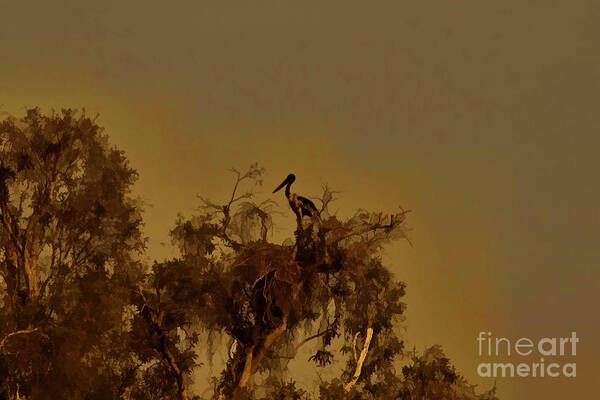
[1,1,598,398]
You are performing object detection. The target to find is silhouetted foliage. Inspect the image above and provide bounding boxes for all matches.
[165,165,411,399]
[396,346,500,400]
[0,109,498,400]
[0,109,145,399]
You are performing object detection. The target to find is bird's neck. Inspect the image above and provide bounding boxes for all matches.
[285,183,291,197]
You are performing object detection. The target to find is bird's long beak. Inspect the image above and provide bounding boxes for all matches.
[273,177,289,193]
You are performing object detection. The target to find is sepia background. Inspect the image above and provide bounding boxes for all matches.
[1,1,598,398]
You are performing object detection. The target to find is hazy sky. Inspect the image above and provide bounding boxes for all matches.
[1,1,598,398]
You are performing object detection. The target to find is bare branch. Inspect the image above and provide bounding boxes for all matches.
[312,184,340,215]
[352,331,360,362]
[196,165,265,251]
[276,327,336,360]
[331,209,411,245]
[344,322,374,392]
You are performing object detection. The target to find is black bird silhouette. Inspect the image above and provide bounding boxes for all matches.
[273,174,319,219]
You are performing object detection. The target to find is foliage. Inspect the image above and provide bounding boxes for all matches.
[0,109,498,400]
[165,165,411,399]
[396,346,500,400]
[0,109,145,399]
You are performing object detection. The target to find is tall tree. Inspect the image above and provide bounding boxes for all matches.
[165,166,497,400]
[0,109,145,399]
[166,166,410,399]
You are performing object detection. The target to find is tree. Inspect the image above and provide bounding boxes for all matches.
[0,109,145,399]
[1,109,499,400]
[397,346,500,400]
[163,165,497,400]
[126,259,206,400]
[165,165,410,399]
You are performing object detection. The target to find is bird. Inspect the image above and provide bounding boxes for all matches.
[273,174,319,219]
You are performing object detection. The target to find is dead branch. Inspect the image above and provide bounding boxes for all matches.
[197,165,264,251]
[314,184,340,215]
[332,209,410,245]
[276,326,336,360]
[344,321,373,392]
[351,331,360,362]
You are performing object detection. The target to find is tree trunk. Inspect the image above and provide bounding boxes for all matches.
[158,335,189,400]
[237,345,255,389]
[1,252,19,307]
[22,250,39,301]
[234,313,289,394]
[176,374,189,400]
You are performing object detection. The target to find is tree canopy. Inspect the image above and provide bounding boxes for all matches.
[0,109,498,400]
[0,108,145,399]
